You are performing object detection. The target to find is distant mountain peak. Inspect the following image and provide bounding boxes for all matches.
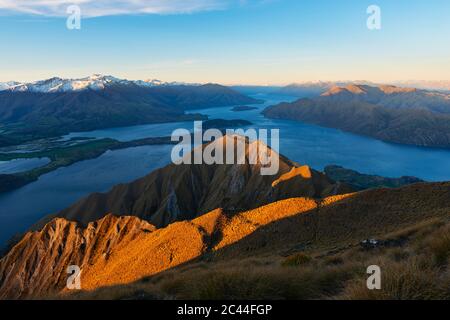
[0,74,185,93]
[378,84,417,94]
[322,84,420,97]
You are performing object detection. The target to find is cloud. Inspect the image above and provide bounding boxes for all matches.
[0,0,233,18]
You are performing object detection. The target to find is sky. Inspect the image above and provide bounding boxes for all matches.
[0,0,449,85]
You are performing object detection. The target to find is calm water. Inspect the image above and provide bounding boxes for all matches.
[0,157,50,174]
[1,92,450,245]
[62,121,195,142]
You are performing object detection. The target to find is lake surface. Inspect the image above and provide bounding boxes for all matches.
[1,92,450,246]
[62,121,194,142]
[0,157,50,174]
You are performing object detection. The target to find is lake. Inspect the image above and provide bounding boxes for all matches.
[0,157,50,174]
[1,92,450,246]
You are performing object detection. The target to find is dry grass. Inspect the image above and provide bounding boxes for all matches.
[427,225,450,267]
[146,263,356,300]
[281,253,312,267]
[341,258,449,300]
[67,217,450,300]
[340,219,450,300]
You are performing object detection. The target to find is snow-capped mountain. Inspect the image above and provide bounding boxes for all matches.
[0,81,21,91]
[0,74,185,93]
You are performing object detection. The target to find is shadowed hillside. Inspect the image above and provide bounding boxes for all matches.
[324,165,424,190]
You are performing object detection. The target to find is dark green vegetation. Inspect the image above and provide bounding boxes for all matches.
[263,84,450,148]
[325,165,423,190]
[0,84,260,147]
[0,174,30,194]
[0,133,21,147]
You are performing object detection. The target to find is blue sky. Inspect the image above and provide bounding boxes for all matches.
[0,0,449,84]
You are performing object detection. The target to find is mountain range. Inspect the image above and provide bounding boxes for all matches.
[0,74,185,93]
[263,84,450,148]
[275,81,450,98]
[0,75,260,146]
[274,81,376,97]
[0,136,448,299]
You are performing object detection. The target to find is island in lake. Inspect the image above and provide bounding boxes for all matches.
[231,105,259,112]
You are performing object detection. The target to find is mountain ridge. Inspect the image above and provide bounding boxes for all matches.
[263,84,450,148]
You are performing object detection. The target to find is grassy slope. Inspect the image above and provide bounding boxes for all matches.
[67,200,450,300]
[88,217,448,300]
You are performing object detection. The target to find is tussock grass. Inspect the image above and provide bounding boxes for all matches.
[65,218,450,300]
[388,248,410,262]
[281,253,312,267]
[323,255,345,266]
[154,263,357,300]
[341,258,449,300]
[427,225,450,267]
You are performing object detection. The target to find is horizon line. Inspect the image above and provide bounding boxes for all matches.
[2,74,450,88]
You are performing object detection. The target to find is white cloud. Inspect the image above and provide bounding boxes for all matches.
[0,0,232,18]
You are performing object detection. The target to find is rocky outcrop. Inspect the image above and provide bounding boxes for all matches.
[0,215,155,299]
